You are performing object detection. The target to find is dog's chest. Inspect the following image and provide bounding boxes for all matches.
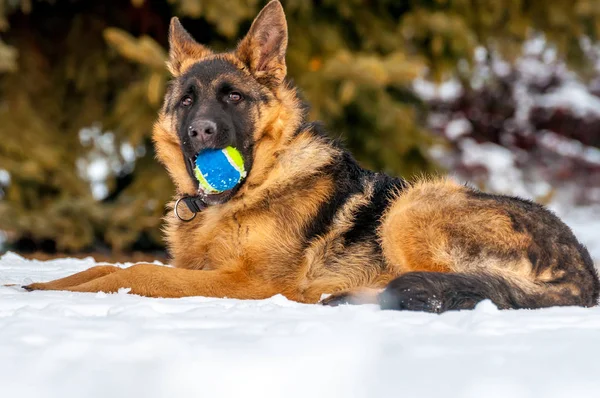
[174,207,301,272]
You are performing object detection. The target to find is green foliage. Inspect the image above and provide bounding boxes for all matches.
[0,0,599,252]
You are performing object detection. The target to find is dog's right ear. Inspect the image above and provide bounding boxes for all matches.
[167,17,212,76]
[235,0,288,87]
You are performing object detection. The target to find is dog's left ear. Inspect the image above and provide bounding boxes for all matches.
[236,0,288,87]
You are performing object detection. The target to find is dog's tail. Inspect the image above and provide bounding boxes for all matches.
[378,268,599,313]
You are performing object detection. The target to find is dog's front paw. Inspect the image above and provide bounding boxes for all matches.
[22,282,50,291]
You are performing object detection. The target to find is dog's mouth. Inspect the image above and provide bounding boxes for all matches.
[186,153,241,206]
[186,154,199,183]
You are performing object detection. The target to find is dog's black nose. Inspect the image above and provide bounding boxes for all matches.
[188,120,217,138]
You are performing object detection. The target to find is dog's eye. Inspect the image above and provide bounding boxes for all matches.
[228,92,243,103]
[181,96,193,107]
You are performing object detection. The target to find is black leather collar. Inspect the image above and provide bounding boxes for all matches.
[174,195,207,222]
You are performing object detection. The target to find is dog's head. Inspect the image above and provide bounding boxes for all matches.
[153,0,302,205]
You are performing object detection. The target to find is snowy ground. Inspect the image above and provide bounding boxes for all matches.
[1,253,600,398]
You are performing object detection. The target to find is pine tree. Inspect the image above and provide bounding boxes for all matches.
[1,0,599,253]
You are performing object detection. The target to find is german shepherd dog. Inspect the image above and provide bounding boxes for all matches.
[25,1,599,313]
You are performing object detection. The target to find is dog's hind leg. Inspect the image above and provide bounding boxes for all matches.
[321,287,383,306]
[376,179,599,313]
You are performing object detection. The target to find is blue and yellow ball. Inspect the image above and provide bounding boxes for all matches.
[194,146,247,193]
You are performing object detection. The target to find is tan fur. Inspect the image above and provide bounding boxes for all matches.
[381,178,532,276]
[25,1,597,311]
[24,265,121,291]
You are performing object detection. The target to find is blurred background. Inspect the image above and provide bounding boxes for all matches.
[0,0,599,262]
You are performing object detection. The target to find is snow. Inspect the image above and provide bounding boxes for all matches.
[0,169,8,201]
[537,82,600,118]
[1,252,600,398]
[412,77,463,102]
[445,118,472,140]
[456,139,555,200]
[0,169,10,186]
[76,124,141,200]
